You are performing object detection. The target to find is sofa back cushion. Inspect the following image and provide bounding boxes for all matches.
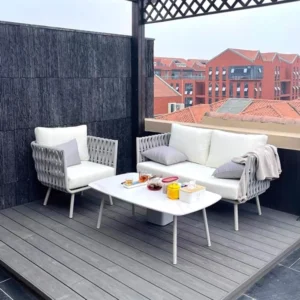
[206,130,268,168]
[169,123,213,165]
[35,125,89,161]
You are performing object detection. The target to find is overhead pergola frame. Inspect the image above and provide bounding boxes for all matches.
[129,0,300,24]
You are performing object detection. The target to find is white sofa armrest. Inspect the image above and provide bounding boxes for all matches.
[87,136,118,173]
[242,156,270,202]
[31,141,68,192]
[136,133,171,164]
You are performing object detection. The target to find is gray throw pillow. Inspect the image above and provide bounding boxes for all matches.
[142,146,187,166]
[213,161,245,179]
[55,139,81,167]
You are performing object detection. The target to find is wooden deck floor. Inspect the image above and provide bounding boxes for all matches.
[1,195,300,300]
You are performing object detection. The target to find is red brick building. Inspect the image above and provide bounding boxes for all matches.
[205,49,300,104]
[154,57,206,107]
[154,75,182,116]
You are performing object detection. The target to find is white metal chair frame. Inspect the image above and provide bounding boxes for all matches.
[31,136,118,218]
[137,133,270,231]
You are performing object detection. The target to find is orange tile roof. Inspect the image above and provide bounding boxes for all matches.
[154,75,181,98]
[156,99,300,123]
[261,52,277,62]
[231,49,260,61]
[278,54,298,63]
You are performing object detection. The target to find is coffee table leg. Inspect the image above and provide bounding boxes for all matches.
[202,208,211,247]
[173,215,177,264]
[132,204,135,216]
[96,198,105,229]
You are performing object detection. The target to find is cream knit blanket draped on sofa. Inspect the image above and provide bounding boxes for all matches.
[233,145,282,201]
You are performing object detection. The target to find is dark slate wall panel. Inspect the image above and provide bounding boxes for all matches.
[0,22,154,210]
[259,149,300,215]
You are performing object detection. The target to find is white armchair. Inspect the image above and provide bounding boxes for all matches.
[31,126,118,218]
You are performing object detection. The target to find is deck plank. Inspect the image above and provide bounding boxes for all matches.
[0,199,300,300]
[0,243,84,300]
[1,208,174,300]
[23,203,224,300]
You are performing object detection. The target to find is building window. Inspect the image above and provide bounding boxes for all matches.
[274,86,277,98]
[229,82,233,97]
[175,83,179,92]
[244,82,248,98]
[154,70,161,76]
[254,83,258,99]
[259,82,262,98]
[208,98,212,104]
[171,70,180,79]
[185,83,193,95]
[222,83,226,97]
[185,97,193,108]
[215,83,219,97]
[222,67,226,81]
[209,67,212,81]
[215,98,219,102]
[208,82,212,97]
[215,67,219,81]
[236,82,241,97]
[229,66,263,80]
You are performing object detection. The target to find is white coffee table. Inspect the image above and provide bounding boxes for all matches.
[89,173,221,264]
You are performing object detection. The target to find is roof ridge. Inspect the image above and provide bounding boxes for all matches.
[288,102,300,116]
[271,105,284,117]
[188,106,198,123]
[155,75,181,96]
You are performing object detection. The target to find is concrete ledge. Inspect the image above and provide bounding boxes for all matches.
[145,118,300,151]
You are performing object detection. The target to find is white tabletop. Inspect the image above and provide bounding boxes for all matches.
[89,173,221,216]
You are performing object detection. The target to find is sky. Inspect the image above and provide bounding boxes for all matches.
[0,0,299,60]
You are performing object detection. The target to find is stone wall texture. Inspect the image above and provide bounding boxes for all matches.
[0,22,154,209]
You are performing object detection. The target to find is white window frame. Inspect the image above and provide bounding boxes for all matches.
[277,86,281,91]
[215,70,219,75]
[237,87,240,92]
[259,87,262,91]
[254,88,258,92]
[222,70,226,75]
[209,87,212,91]
[244,87,248,92]
[243,68,248,73]
[222,87,226,91]
[231,68,235,74]
[209,71,212,75]
[215,87,219,91]
[258,68,262,73]
[190,91,193,95]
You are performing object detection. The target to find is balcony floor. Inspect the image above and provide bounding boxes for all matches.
[1,196,300,300]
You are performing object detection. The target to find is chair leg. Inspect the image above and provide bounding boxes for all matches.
[256,196,262,216]
[234,203,239,231]
[43,188,52,206]
[109,195,113,206]
[69,194,75,219]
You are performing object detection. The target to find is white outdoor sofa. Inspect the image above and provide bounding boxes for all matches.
[137,124,271,231]
[31,125,118,218]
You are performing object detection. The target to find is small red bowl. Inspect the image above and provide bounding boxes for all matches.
[147,184,162,191]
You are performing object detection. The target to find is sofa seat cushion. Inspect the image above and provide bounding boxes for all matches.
[137,161,240,200]
[67,161,115,190]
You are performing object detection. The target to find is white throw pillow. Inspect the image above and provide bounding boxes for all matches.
[206,130,268,168]
[35,125,89,161]
[169,123,213,165]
